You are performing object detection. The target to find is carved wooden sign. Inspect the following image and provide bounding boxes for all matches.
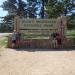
[14,16,67,39]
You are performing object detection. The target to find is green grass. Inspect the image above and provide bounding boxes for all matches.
[66,30,75,38]
[0,37,8,48]
[66,30,75,44]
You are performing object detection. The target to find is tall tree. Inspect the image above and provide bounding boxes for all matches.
[2,0,39,18]
[27,0,38,18]
[17,0,27,16]
[2,0,27,17]
[45,0,59,18]
[1,0,27,32]
[46,0,75,18]
[60,0,75,16]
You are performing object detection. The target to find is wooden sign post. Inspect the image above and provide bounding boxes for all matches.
[13,16,67,48]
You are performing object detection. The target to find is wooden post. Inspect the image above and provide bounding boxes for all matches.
[14,16,20,32]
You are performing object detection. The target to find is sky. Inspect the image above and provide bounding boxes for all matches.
[0,0,8,17]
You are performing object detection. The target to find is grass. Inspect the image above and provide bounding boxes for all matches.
[0,37,8,48]
[66,30,75,44]
[66,30,75,35]
[66,30,75,38]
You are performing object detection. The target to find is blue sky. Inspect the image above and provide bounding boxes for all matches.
[0,0,8,17]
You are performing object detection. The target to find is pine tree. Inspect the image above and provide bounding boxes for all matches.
[27,0,38,18]
[2,0,27,17]
[46,0,75,18]
[46,0,58,18]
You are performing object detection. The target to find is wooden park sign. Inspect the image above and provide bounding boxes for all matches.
[7,16,68,48]
[14,16,67,39]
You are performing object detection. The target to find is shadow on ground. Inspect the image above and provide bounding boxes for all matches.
[14,47,75,52]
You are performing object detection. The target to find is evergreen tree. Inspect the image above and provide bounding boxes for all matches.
[2,0,27,17]
[46,0,75,18]
[60,0,75,16]
[45,0,59,18]
[27,0,38,18]
[2,0,75,18]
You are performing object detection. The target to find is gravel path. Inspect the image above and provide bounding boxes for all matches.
[0,48,75,75]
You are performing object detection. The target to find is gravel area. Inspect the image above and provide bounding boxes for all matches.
[0,48,75,75]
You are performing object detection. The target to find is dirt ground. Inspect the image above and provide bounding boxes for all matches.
[0,48,75,75]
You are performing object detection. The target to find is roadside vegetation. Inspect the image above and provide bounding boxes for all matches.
[0,37,8,48]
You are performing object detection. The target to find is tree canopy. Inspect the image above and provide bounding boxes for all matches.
[46,0,75,18]
[1,0,75,18]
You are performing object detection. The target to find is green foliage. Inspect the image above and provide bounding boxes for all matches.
[0,24,7,32]
[0,37,8,48]
[66,30,75,36]
[46,0,75,18]
[2,0,17,11]
[2,0,38,18]
[67,14,75,30]
[26,0,38,18]
[0,23,13,32]
[1,0,75,18]
[46,0,62,18]
[2,0,27,17]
